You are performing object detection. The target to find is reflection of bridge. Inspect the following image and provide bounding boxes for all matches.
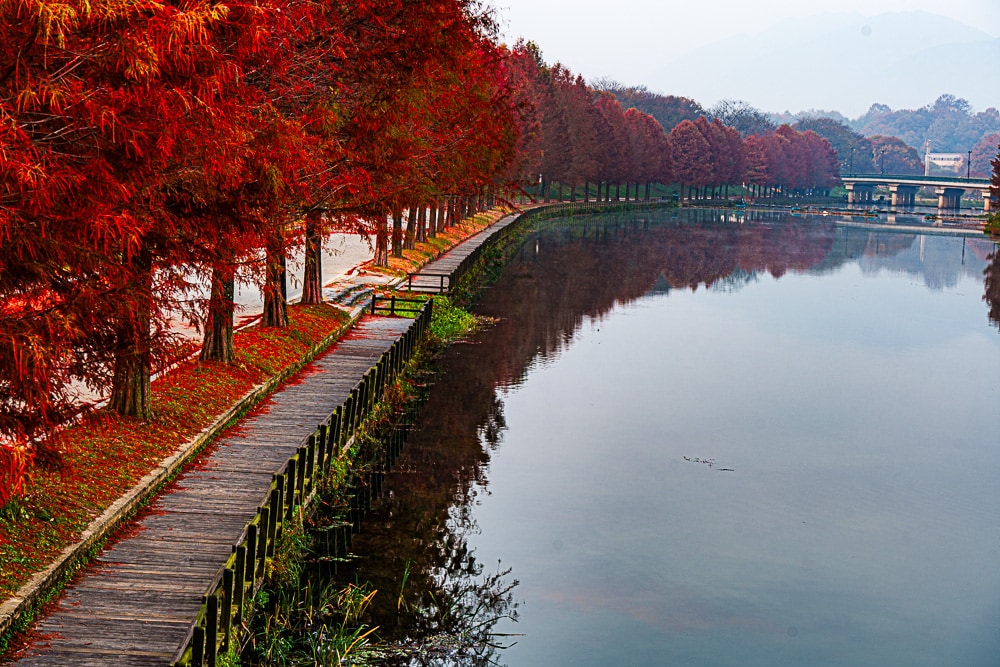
[841,174,992,211]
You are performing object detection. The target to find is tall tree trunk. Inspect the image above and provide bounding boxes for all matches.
[300,210,323,305]
[404,206,416,250]
[262,231,288,327]
[391,208,404,258]
[429,203,438,238]
[645,182,651,200]
[374,222,389,267]
[416,205,427,243]
[200,261,236,363]
[109,246,153,419]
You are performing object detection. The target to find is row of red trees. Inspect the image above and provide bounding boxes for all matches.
[504,43,670,201]
[503,45,840,201]
[0,14,841,497]
[0,0,525,493]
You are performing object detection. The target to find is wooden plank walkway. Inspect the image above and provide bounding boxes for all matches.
[8,315,418,667]
[404,211,524,293]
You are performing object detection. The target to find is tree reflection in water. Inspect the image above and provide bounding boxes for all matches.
[322,208,998,665]
[985,251,1000,331]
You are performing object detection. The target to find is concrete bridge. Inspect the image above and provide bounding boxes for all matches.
[841,174,992,211]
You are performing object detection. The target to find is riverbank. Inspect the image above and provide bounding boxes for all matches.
[0,206,515,652]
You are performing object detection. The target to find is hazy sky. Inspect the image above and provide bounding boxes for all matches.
[494,0,1000,115]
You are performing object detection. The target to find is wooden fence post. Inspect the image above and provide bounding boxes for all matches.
[245,524,257,586]
[296,446,307,500]
[330,408,341,456]
[255,510,268,578]
[192,625,206,667]
[234,545,246,620]
[304,439,314,496]
[205,594,218,667]
[221,567,234,650]
[316,426,327,476]
[283,464,295,520]
[268,483,281,556]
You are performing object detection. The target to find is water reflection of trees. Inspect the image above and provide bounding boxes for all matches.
[476,210,840,391]
[333,210,1000,663]
[985,251,1000,331]
[329,337,521,664]
[334,210,850,664]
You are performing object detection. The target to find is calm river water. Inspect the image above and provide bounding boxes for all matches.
[341,207,1000,666]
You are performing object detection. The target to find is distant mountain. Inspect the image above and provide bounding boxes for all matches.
[650,11,1000,118]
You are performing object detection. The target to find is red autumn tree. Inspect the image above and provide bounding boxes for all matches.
[668,120,714,200]
[626,108,672,199]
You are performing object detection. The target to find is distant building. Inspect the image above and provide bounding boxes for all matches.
[923,149,965,176]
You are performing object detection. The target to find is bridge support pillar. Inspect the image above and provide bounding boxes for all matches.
[889,184,918,208]
[846,183,876,205]
[935,187,964,209]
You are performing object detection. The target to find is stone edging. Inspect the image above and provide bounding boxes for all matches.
[0,304,365,641]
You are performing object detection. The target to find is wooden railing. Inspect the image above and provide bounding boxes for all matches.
[170,300,433,667]
[405,210,525,293]
[369,294,428,317]
[404,272,451,293]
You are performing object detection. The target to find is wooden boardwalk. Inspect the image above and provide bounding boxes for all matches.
[403,211,524,293]
[8,315,422,667]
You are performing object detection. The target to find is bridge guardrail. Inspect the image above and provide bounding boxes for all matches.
[842,173,990,185]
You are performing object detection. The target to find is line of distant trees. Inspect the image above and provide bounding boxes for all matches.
[511,50,840,202]
[773,95,1000,178]
[603,86,1000,179]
